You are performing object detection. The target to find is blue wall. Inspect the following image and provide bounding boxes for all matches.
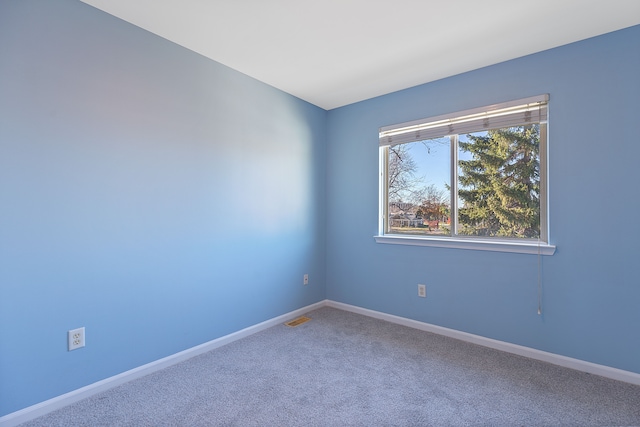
[0,1,326,415]
[326,25,640,375]
[1,0,639,418]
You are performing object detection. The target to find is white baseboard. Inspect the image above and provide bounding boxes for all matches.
[326,300,640,386]
[0,301,326,427]
[4,299,639,426]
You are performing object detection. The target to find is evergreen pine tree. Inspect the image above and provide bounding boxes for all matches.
[457,125,540,238]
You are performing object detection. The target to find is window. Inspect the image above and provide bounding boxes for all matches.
[376,95,555,255]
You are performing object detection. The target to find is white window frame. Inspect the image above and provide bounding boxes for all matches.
[375,95,555,255]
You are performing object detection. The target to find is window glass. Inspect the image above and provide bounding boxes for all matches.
[387,138,450,236]
[456,127,540,239]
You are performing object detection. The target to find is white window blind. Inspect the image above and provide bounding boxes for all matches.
[379,94,548,147]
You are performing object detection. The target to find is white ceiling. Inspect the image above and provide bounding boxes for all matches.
[80,0,640,110]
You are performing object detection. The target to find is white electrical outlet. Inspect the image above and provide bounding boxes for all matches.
[68,327,85,351]
[303,274,309,285]
[418,284,426,298]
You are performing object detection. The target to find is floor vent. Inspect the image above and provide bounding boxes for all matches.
[285,316,311,327]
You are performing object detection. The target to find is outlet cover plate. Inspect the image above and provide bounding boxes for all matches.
[68,327,85,351]
[418,284,426,298]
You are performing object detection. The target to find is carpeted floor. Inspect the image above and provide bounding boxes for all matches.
[22,307,640,426]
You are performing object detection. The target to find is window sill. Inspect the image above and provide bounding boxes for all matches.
[374,235,556,255]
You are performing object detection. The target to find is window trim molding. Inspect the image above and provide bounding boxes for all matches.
[377,95,554,254]
[374,234,556,255]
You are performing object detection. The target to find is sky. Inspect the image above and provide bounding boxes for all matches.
[404,135,476,205]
